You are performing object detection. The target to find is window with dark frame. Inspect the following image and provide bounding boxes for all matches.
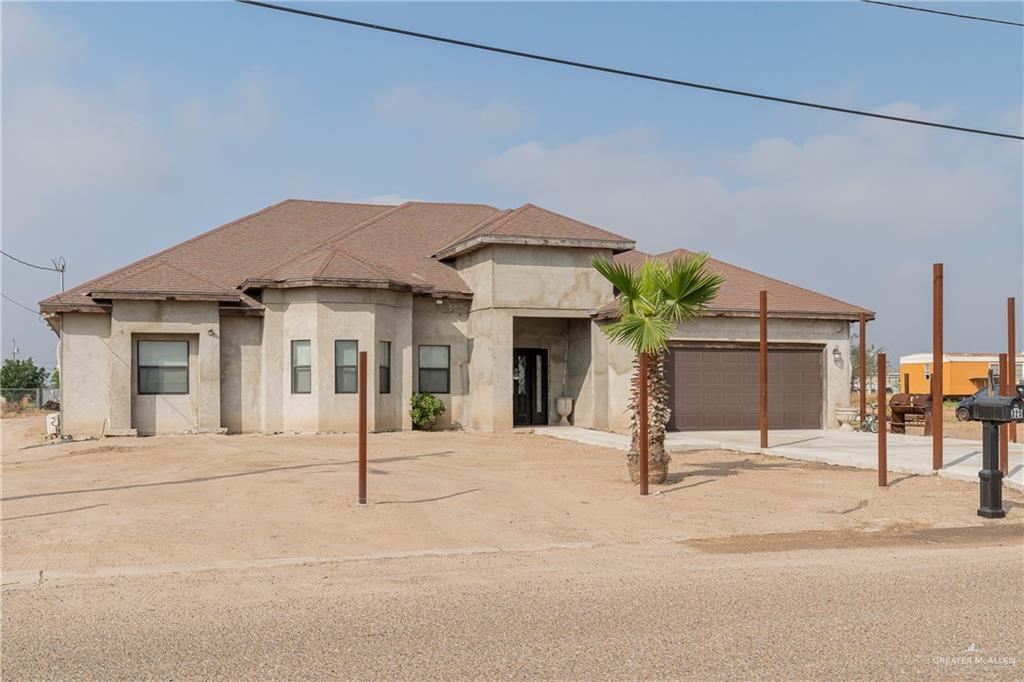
[335,340,358,394]
[291,340,311,394]
[379,341,391,394]
[418,345,450,394]
[137,340,189,395]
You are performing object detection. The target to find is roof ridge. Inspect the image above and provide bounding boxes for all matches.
[286,199,398,208]
[46,199,293,304]
[334,245,430,285]
[478,205,526,236]
[435,208,514,253]
[249,205,408,281]
[313,249,342,278]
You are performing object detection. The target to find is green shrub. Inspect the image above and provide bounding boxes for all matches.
[410,392,445,430]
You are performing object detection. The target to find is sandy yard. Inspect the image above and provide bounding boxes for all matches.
[2,414,1021,571]
[3,415,1022,680]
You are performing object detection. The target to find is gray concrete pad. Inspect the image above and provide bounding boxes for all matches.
[533,426,1024,491]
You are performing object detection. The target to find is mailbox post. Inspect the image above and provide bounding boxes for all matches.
[968,394,1024,519]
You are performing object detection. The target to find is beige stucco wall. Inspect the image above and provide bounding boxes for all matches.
[108,301,221,436]
[456,245,616,431]
[259,288,412,433]
[604,315,852,431]
[220,316,263,433]
[59,312,112,438]
[130,332,201,435]
[411,297,470,429]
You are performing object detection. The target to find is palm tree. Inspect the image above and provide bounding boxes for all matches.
[592,254,724,485]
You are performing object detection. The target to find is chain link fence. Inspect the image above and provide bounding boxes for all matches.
[1,387,61,414]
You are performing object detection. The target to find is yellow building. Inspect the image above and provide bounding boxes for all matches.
[899,353,1024,397]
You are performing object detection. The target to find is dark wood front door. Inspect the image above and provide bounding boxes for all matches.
[513,348,548,426]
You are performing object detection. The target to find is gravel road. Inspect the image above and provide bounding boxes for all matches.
[4,540,1022,680]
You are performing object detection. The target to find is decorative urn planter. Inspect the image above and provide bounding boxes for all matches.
[555,397,573,426]
[835,407,859,431]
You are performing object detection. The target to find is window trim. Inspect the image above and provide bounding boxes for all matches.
[291,340,312,395]
[418,344,451,395]
[136,339,189,396]
[334,340,359,394]
[379,341,391,394]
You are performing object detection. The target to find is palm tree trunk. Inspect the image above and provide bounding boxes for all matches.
[627,350,671,483]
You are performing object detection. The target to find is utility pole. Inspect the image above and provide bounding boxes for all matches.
[11,338,18,361]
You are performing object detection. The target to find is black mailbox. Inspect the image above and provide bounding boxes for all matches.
[970,395,1024,423]
[967,394,1023,519]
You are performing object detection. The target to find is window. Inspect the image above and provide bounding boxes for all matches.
[291,340,311,394]
[379,341,391,394]
[335,340,358,394]
[137,340,189,395]
[418,345,450,394]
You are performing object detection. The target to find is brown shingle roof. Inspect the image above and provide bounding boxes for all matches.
[40,200,393,310]
[594,249,873,321]
[40,201,870,321]
[433,204,634,259]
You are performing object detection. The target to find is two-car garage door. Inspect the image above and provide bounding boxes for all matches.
[665,344,824,431]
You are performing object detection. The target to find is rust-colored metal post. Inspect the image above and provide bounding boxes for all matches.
[638,351,649,496]
[760,290,768,449]
[358,350,367,504]
[903,373,910,394]
[878,353,887,487]
[932,263,943,470]
[999,353,1009,475]
[1009,297,1017,444]
[859,313,867,424]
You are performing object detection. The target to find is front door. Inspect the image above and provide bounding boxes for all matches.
[513,348,548,426]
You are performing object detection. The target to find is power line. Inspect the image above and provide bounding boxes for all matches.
[236,0,1023,141]
[1,250,62,272]
[1,292,42,318]
[861,0,1024,28]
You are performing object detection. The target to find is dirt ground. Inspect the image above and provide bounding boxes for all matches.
[2,415,1021,573]
[3,415,1023,680]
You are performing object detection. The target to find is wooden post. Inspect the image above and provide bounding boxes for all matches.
[1009,297,1017,444]
[759,290,768,449]
[878,352,887,487]
[638,352,649,496]
[358,350,367,504]
[859,313,867,424]
[903,373,910,394]
[932,263,943,470]
[999,353,1009,475]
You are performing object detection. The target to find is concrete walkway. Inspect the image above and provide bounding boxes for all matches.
[532,426,1024,491]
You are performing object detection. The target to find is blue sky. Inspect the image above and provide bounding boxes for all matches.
[2,1,1022,371]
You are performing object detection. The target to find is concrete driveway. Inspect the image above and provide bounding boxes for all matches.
[533,426,1024,490]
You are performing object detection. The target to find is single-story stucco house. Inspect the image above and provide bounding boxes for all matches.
[40,200,872,437]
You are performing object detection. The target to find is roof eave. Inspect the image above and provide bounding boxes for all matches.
[240,277,473,300]
[434,235,636,261]
[591,306,876,322]
[87,290,242,303]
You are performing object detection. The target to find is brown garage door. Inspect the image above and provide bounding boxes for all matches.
[665,345,823,431]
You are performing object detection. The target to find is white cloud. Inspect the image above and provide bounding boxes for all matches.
[176,74,275,139]
[2,4,88,71]
[374,83,527,136]
[483,111,1019,249]
[482,111,1022,358]
[358,193,424,205]
[4,82,173,229]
